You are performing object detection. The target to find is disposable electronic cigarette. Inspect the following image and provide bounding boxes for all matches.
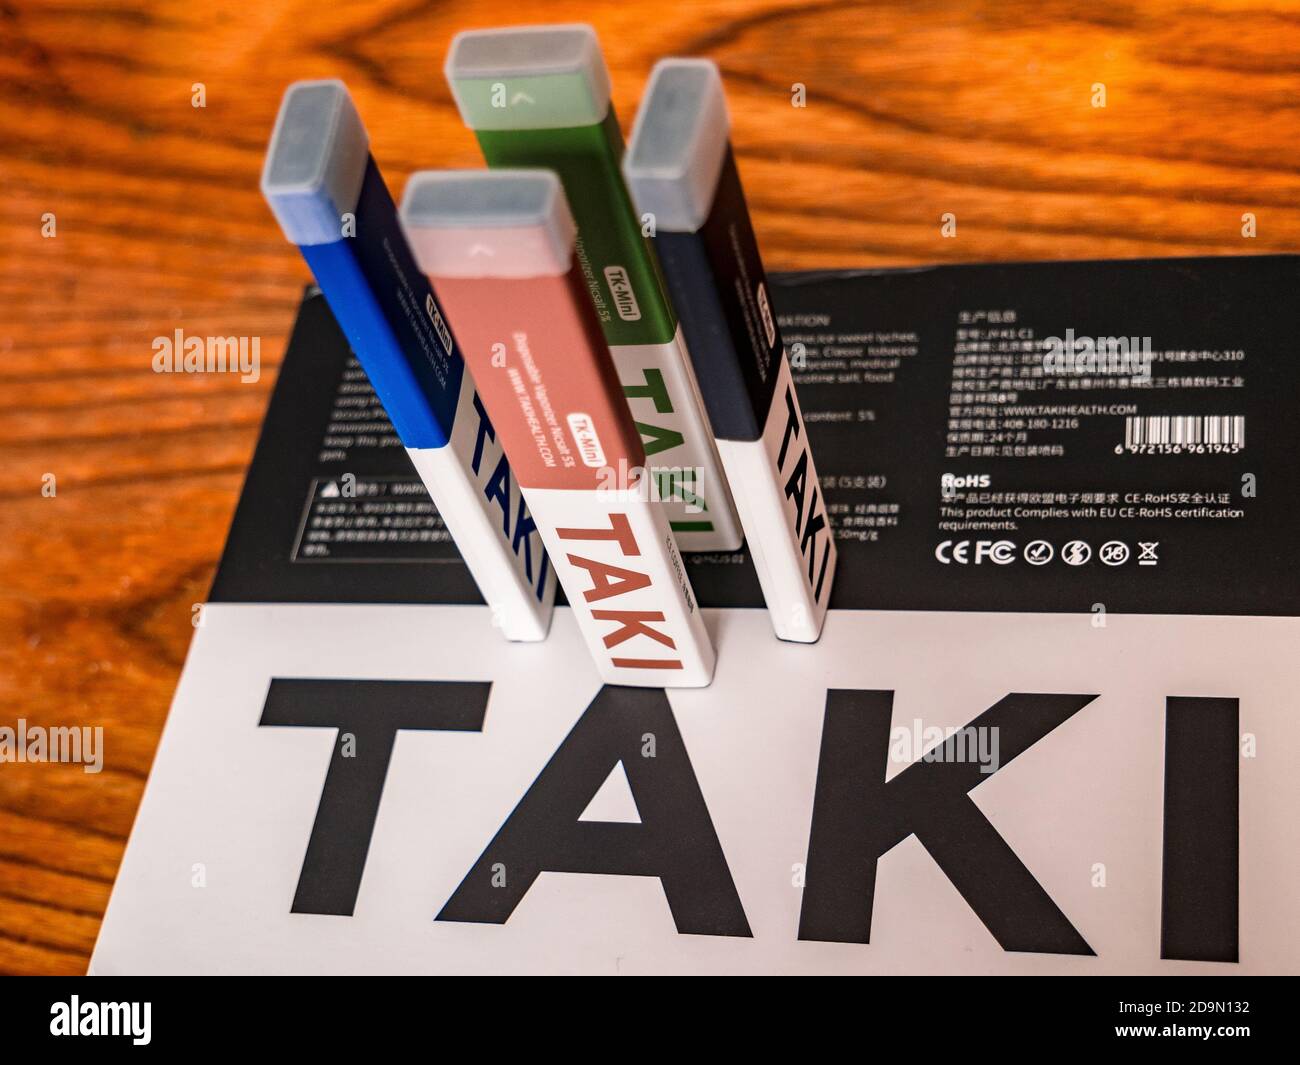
[444,24,743,553]
[261,79,554,641]
[400,169,715,687]
[623,60,837,642]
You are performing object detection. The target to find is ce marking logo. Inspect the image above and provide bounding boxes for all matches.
[935,539,1017,565]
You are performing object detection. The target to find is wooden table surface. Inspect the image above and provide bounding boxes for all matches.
[2,0,1298,975]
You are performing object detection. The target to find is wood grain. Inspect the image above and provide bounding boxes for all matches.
[1,0,1297,974]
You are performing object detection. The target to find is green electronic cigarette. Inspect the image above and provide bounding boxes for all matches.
[444,23,742,552]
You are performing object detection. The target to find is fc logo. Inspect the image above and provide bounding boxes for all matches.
[935,539,1016,565]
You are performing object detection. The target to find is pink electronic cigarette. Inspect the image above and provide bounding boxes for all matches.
[400,169,715,687]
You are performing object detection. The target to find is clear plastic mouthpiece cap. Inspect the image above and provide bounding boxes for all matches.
[623,59,731,234]
[400,169,577,279]
[445,24,612,131]
[261,79,370,247]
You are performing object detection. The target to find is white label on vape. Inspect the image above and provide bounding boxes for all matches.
[566,412,607,468]
[603,265,641,322]
[757,281,777,349]
[610,325,742,552]
[523,483,713,687]
[407,375,554,641]
[716,353,837,642]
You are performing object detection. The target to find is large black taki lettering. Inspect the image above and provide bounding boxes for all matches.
[1161,696,1239,963]
[438,685,751,937]
[799,689,1097,954]
[259,678,490,916]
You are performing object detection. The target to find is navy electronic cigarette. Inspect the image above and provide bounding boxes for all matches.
[624,59,837,641]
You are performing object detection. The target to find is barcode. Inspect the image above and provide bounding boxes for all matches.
[1124,415,1244,448]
